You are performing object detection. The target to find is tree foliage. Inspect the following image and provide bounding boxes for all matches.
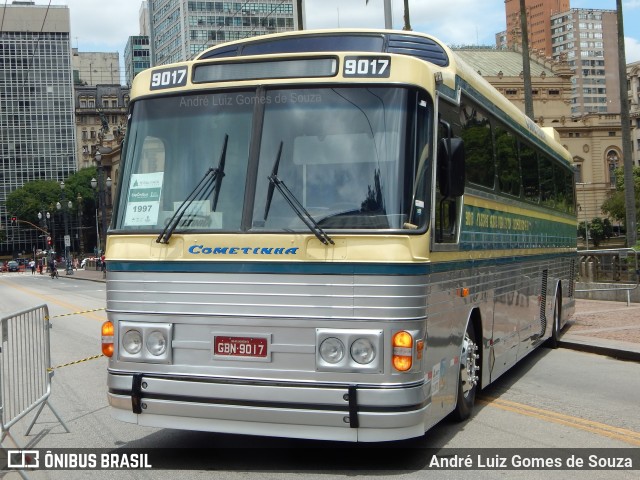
[5,167,98,227]
[578,217,613,248]
[601,166,640,226]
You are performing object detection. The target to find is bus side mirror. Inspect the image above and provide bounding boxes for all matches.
[437,137,465,198]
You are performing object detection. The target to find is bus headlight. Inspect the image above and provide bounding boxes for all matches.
[319,337,344,364]
[316,329,382,373]
[146,330,168,356]
[350,338,375,364]
[118,321,173,364]
[122,329,143,355]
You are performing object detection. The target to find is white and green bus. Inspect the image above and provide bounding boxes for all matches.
[103,29,577,442]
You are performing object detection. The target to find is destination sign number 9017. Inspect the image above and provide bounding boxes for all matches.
[150,67,188,90]
[343,56,391,78]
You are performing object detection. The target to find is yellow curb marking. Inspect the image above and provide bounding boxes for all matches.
[478,395,640,447]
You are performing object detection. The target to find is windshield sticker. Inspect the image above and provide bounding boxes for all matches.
[124,172,164,226]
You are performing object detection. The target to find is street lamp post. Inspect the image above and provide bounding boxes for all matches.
[92,150,111,256]
[57,181,73,275]
[77,193,84,258]
[577,182,591,250]
[37,210,51,270]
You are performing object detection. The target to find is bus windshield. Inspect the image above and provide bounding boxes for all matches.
[116,86,430,234]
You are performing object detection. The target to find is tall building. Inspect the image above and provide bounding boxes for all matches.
[74,85,129,171]
[125,1,151,86]
[148,0,299,66]
[550,9,620,116]
[504,0,569,57]
[124,36,151,86]
[0,2,76,255]
[72,50,121,86]
[139,1,150,36]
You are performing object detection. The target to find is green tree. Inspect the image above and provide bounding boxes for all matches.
[603,218,613,240]
[589,217,606,248]
[577,221,587,241]
[601,166,640,226]
[5,180,63,226]
[4,168,97,225]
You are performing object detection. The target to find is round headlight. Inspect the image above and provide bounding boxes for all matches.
[122,329,143,355]
[350,338,376,364]
[319,337,345,364]
[146,330,167,356]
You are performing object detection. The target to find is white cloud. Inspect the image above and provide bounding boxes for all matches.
[625,36,640,63]
[304,0,506,46]
[50,0,141,51]
[41,0,638,65]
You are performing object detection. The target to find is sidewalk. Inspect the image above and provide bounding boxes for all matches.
[560,299,640,362]
[66,270,640,362]
[67,267,106,282]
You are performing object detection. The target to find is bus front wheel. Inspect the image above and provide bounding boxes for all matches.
[452,321,479,421]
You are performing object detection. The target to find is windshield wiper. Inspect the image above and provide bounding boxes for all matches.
[263,141,334,245]
[156,134,228,244]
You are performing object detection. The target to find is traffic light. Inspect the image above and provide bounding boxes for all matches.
[11,216,17,226]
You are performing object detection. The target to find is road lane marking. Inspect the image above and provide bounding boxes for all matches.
[478,395,640,447]
[0,278,106,322]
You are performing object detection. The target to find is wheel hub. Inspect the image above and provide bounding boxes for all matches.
[460,332,479,397]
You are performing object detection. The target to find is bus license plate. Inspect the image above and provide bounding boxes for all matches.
[214,335,268,358]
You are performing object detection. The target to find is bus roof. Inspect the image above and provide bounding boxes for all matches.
[143,28,573,166]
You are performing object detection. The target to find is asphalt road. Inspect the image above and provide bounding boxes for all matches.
[1,272,638,480]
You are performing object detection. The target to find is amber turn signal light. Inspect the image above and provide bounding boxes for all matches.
[392,331,413,371]
[102,321,114,357]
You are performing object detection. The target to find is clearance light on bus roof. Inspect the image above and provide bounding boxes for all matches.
[102,321,114,357]
[193,57,338,83]
[392,331,413,372]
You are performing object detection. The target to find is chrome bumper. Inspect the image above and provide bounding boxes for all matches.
[108,372,431,442]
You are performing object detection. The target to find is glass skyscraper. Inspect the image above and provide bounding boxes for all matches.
[148,0,299,66]
[0,4,76,255]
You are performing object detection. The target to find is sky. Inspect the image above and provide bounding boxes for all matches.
[46,0,640,74]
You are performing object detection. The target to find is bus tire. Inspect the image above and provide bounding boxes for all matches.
[452,321,479,421]
[545,295,561,349]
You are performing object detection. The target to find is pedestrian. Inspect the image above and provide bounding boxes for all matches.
[29,258,36,274]
[49,259,58,279]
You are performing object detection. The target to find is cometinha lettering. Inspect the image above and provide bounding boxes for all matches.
[188,245,299,255]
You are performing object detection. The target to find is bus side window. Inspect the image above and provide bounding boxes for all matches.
[434,99,464,245]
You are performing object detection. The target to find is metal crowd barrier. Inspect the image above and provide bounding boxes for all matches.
[577,248,639,283]
[576,248,640,305]
[0,304,69,456]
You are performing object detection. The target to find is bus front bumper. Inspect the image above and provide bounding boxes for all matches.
[107,372,431,442]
